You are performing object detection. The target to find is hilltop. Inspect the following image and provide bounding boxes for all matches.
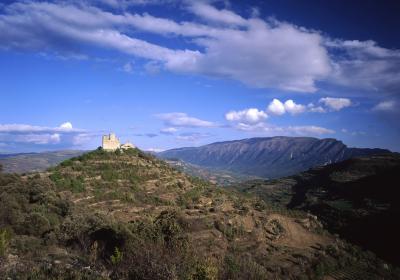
[234,153,400,267]
[1,148,399,279]
[159,137,389,179]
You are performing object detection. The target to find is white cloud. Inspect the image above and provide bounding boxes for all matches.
[267,99,306,115]
[0,122,87,149]
[319,97,352,111]
[0,122,81,133]
[232,122,334,136]
[287,125,334,135]
[0,1,331,92]
[157,113,216,128]
[145,147,165,152]
[327,39,400,93]
[267,99,286,115]
[160,127,178,135]
[59,122,73,130]
[283,100,306,115]
[1,1,398,94]
[176,132,211,142]
[7,133,61,145]
[187,2,247,26]
[372,100,396,112]
[225,108,267,124]
[307,103,326,113]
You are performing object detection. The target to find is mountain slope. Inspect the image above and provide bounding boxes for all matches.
[1,148,398,279]
[159,137,389,178]
[0,150,85,173]
[234,153,400,266]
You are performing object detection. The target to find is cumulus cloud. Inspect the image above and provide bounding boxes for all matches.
[157,113,216,128]
[267,99,306,115]
[283,100,306,114]
[319,97,352,111]
[60,122,73,130]
[225,108,267,124]
[267,99,286,115]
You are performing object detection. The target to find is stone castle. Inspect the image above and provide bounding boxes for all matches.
[102,133,135,151]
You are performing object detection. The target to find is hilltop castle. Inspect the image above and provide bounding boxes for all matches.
[102,133,135,151]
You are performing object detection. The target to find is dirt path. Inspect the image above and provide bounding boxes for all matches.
[269,214,331,249]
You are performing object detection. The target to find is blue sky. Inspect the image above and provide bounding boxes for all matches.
[0,0,399,153]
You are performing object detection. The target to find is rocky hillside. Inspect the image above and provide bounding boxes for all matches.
[0,150,85,173]
[234,153,400,267]
[1,148,398,279]
[159,137,389,178]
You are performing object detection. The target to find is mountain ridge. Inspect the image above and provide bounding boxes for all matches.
[159,136,390,178]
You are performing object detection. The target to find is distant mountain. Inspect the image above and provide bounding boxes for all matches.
[0,150,85,173]
[233,153,400,266]
[159,137,390,178]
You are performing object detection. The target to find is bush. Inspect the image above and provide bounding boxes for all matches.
[50,172,85,193]
[111,247,123,265]
[0,228,11,257]
[23,213,51,236]
[191,259,218,280]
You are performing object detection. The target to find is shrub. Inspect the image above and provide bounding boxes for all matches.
[191,259,218,280]
[23,213,51,236]
[111,247,123,265]
[60,159,73,167]
[0,228,11,257]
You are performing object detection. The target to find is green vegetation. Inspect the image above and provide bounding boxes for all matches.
[110,247,123,265]
[0,149,399,279]
[0,228,11,257]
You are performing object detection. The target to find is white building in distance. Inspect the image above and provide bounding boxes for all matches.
[102,133,135,151]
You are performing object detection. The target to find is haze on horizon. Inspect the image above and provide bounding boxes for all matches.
[1,0,399,153]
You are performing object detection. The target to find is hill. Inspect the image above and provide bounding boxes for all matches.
[0,150,85,173]
[233,153,400,267]
[1,148,398,279]
[158,137,389,178]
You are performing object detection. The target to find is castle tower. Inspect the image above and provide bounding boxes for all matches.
[102,133,121,151]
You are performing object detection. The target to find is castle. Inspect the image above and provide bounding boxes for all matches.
[102,133,135,151]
